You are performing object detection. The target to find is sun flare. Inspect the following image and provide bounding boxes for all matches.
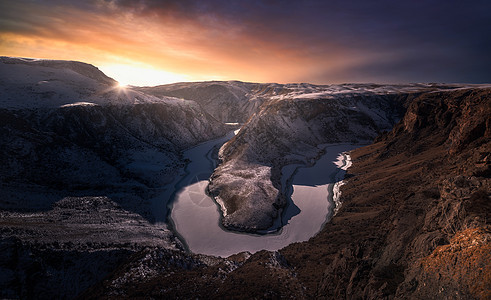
[99,64,191,87]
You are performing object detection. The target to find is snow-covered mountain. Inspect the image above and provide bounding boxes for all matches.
[1,56,489,299]
[0,57,233,298]
[206,83,489,231]
[0,56,228,195]
[0,56,166,108]
[0,57,229,256]
[137,81,478,124]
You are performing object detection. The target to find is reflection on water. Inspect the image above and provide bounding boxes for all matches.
[169,134,357,257]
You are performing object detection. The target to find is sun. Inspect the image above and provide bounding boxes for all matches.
[99,64,190,87]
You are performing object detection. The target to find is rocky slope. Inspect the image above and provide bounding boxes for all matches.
[135,81,266,123]
[0,57,228,210]
[207,84,465,231]
[82,87,490,299]
[284,87,490,299]
[0,57,229,299]
[0,196,178,299]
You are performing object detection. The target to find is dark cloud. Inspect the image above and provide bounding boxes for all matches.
[100,1,490,43]
[329,49,491,84]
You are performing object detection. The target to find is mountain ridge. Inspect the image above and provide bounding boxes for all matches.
[0,57,489,299]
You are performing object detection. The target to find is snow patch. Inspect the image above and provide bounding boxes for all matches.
[60,102,98,107]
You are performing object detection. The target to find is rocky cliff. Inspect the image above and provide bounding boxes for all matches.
[207,86,429,231]
[82,87,490,299]
[285,87,490,299]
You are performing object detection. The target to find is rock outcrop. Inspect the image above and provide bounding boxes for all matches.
[207,89,416,231]
[284,87,490,299]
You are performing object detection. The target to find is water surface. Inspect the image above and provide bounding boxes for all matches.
[170,134,356,257]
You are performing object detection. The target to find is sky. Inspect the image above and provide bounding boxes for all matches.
[0,0,490,86]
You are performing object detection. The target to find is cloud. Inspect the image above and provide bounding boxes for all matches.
[0,0,490,84]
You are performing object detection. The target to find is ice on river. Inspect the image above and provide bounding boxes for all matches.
[170,138,357,257]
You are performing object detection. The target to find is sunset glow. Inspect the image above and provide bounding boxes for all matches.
[0,0,490,86]
[100,64,192,87]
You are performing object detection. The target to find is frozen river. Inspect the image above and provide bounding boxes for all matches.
[169,132,356,257]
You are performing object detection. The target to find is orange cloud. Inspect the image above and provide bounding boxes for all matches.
[3,0,487,84]
[1,0,362,85]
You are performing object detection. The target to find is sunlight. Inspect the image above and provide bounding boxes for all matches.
[99,64,190,87]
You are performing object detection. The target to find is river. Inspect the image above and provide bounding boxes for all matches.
[168,132,357,257]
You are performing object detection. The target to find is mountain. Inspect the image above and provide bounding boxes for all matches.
[0,57,230,298]
[0,56,228,201]
[82,86,490,299]
[135,81,471,125]
[140,80,483,231]
[205,83,481,231]
[135,81,266,123]
[0,57,489,299]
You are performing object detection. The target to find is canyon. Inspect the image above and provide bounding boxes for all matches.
[0,57,489,299]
